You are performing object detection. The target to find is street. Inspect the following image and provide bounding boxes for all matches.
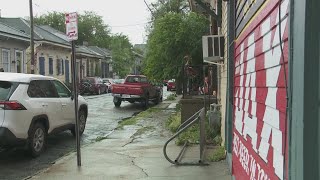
[0,87,173,180]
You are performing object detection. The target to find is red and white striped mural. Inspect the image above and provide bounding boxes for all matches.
[232,0,289,179]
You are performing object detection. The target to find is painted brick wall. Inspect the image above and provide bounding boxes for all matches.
[232,0,289,179]
[34,47,71,82]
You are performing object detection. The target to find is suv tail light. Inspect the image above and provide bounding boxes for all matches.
[0,101,27,110]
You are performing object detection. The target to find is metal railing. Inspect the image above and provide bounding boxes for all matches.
[163,108,209,166]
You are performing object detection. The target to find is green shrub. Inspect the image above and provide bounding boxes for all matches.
[166,112,181,133]
[208,146,226,162]
[166,94,176,101]
[176,124,200,145]
[117,117,139,130]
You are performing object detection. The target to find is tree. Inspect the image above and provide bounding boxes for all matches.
[143,12,209,93]
[110,34,134,78]
[34,11,65,32]
[150,0,190,20]
[34,11,111,47]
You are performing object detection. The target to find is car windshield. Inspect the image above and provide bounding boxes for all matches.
[0,81,12,101]
[113,79,124,84]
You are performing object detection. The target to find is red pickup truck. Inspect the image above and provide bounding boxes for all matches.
[111,75,163,108]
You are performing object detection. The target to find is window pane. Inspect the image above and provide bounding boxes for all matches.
[16,51,22,73]
[61,59,64,75]
[57,59,61,75]
[0,81,12,100]
[52,80,71,98]
[27,80,58,98]
[2,50,10,72]
[49,58,53,75]
[27,81,46,98]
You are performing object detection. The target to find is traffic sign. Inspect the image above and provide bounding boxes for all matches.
[65,12,78,41]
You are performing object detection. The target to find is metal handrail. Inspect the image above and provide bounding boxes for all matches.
[163,108,209,166]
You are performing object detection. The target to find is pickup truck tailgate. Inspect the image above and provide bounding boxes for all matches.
[112,84,143,95]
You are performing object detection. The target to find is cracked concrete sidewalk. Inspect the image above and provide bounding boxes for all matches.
[30,99,232,180]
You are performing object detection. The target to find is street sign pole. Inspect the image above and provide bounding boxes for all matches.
[66,12,81,167]
[71,40,81,166]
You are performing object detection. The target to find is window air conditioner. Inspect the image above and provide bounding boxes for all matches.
[202,35,225,64]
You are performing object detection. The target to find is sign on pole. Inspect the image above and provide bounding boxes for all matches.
[65,12,78,41]
[65,12,81,167]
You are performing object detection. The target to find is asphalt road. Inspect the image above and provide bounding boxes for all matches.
[0,87,173,180]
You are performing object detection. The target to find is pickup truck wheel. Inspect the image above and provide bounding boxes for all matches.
[153,95,160,105]
[114,97,122,107]
[143,96,149,108]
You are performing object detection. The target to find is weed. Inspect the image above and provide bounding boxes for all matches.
[207,146,226,162]
[95,136,108,142]
[176,124,200,145]
[166,94,176,101]
[133,126,155,137]
[166,112,181,133]
[117,118,139,130]
[212,135,223,146]
[139,107,161,118]
[117,108,161,129]
[175,103,181,111]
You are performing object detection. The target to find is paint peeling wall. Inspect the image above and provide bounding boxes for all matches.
[232,0,289,179]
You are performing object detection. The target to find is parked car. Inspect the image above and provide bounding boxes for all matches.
[167,79,176,91]
[79,77,107,95]
[111,75,163,108]
[0,73,88,157]
[113,79,125,84]
[163,80,168,86]
[102,78,114,93]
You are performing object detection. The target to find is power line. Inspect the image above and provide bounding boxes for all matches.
[110,21,153,28]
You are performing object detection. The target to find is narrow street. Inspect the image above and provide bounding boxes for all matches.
[0,87,173,180]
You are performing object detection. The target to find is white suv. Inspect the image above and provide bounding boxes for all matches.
[0,73,88,157]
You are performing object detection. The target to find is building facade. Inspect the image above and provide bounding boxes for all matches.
[0,22,30,73]
[187,0,312,179]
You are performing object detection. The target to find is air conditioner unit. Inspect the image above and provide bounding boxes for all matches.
[202,35,225,64]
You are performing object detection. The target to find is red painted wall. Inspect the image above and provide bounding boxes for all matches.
[232,0,289,179]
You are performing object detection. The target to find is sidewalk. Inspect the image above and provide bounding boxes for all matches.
[30,96,232,180]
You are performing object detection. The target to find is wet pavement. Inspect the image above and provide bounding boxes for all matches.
[0,87,173,180]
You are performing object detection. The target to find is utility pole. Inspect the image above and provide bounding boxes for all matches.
[29,0,35,74]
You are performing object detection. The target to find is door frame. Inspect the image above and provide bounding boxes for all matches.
[14,50,24,73]
[2,49,11,72]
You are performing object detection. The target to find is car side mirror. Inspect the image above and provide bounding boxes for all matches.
[71,92,74,100]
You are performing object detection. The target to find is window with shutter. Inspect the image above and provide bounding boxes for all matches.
[61,59,64,75]
[49,58,53,75]
[57,59,61,75]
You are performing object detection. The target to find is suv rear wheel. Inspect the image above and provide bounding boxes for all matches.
[28,123,46,157]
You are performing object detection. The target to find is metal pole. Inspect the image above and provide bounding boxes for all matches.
[200,65,206,163]
[71,41,81,166]
[29,0,35,74]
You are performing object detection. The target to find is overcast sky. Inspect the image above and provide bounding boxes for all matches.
[1,0,154,45]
